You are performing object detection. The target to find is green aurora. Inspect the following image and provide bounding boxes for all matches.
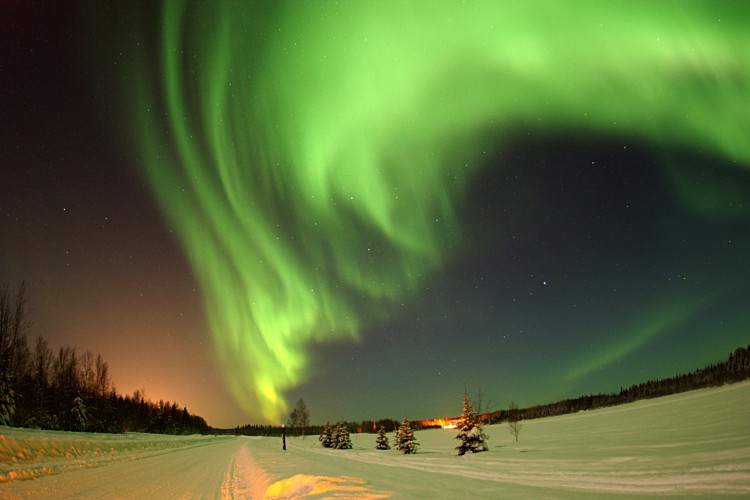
[105,1,749,422]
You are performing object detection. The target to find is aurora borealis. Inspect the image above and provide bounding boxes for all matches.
[2,1,749,426]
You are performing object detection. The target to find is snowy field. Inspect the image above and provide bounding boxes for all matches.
[2,381,749,498]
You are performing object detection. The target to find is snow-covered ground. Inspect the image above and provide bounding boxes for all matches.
[2,381,749,498]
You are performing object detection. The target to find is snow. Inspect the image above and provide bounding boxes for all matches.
[0,429,229,482]
[2,381,749,498]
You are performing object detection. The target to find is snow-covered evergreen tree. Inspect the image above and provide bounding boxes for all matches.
[71,395,88,431]
[375,425,390,450]
[319,421,334,448]
[394,417,419,454]
[455,390,489,455]
[333,421,352,449]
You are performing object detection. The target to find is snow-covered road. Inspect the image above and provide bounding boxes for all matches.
[2,382,750,498]
[1,436,241,498]
[0,432,393,499]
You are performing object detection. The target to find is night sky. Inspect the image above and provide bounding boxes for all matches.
[2,1,749,428]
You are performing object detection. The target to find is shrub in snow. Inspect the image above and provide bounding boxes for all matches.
[394,417,419,454]
[319,421,334,448]
[375,425,390,450]
[333,421,352,449]
[455,391,488,455]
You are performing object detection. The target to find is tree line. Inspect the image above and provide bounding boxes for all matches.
[227,418,408,437]
[483,344,750,424]
[0,283,208,434]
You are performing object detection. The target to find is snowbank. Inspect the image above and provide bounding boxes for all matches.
[0,427,228,482]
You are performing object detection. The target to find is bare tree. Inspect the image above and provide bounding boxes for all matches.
[52,346,79,412]
[0,283,30,425]
[507,401,522,442]
[30,336,52,417]
[94,354,111,397]
[0,283,30,379]
[287,398,310,438]
[31,336,51,387]
[79,350,96,396]
[470,386,496,424]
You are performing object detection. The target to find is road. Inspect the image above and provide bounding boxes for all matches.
[1,437,277,499]
[1,434,395,499]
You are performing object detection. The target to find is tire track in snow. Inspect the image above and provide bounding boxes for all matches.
[221,440,274,499]
[220,438,392,499]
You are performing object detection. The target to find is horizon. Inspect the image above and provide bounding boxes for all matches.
[213,344,750,429]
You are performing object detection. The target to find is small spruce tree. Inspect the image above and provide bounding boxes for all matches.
[319,421,334,448]
[71,395,89,432]
[333,421,352,449]
[375,425,390,450]
[455,390,489,455]
[394,417,419,454]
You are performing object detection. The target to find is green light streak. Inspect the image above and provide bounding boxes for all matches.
[115,1,749,421]
[564,300,694,385]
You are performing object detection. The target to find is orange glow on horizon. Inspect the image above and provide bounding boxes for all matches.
[418,417,460,429]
